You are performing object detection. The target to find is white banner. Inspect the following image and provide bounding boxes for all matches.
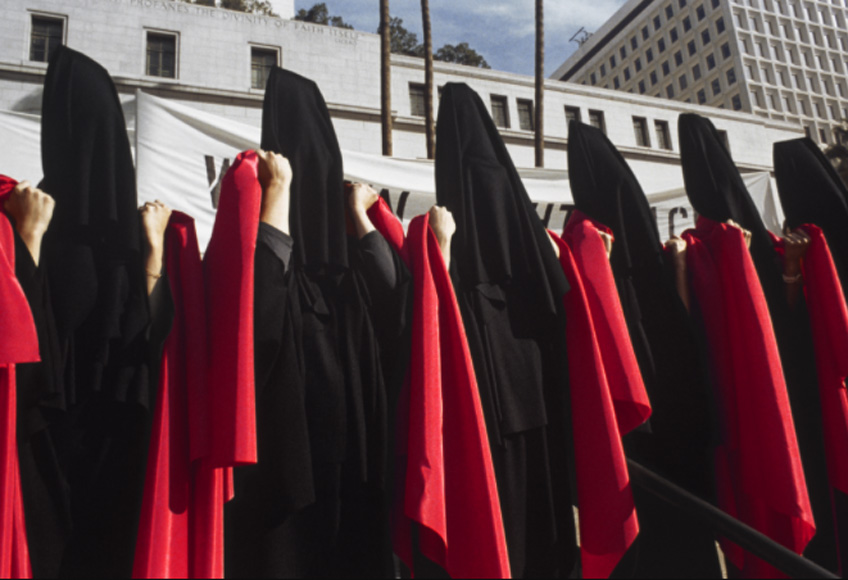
[1,91,784,253]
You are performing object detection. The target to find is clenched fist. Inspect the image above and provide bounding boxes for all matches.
[4,181,55,265]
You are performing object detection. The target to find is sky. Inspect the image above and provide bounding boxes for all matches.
[295,0,630,77]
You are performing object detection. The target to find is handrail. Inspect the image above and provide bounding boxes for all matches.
[627,460,839,579]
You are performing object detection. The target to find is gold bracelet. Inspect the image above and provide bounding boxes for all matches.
[782,272,802,284]
[147,270,163,279]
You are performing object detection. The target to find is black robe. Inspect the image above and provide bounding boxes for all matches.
[679,113,837,573]
[567,120,722,578]
[223,68,410,578]
[435,82,576,578]
[38,46,153,578]
[774,136,848,572]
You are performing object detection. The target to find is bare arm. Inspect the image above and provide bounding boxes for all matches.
[666,237,690,313]
[783,228,811,309]
[140,200,172,295]
[346,183,379,240]
[4,181,55,266]
[428,206,456,269]
[257,149,293,234]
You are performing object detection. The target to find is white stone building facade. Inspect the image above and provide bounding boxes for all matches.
[553,0,848,145]
[0,0,802,181]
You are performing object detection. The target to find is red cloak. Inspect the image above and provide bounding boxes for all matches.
[550,215,647,579]
[776,225,848,496]
[133,212,227,578]
[682,217,814,578]
[368,200,511,579]
[0,176,39,579]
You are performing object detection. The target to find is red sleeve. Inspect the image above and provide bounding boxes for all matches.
[374,211,510,579]
[563,212,651,434]
[550,229,639,579]
[683,218,814,577]
[203,151,263,468]
[796,225,848,496]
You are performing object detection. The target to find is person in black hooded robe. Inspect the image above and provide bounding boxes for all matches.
[679,113,838,573]
[223,67,409,579]
[567,120,722,578]
[435,82,576,578]
[774,136,848,570]
[38,46,154,578]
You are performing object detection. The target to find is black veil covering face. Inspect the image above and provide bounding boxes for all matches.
[38,46,154,577]
[435,82,576,577]
[224,67,408,578]
[775,137,848,287]
[679,113,839,572]
[568,120,722,578]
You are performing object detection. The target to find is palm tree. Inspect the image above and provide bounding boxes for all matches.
[534,0,544,168]
[421,0,435,159]
[380,0,393,156]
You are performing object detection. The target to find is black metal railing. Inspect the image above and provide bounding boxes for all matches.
[627,460,839,579]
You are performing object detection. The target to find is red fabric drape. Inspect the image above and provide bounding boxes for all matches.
[777,225,848,496]
[682,218,814,578]
[204,151,262,471]
[0,176,38,579]
[368,201,510,579]
[133,212,226,578]
[562,212,652,433]
[549,222,643,579]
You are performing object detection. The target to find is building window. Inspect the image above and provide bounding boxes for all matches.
[670,27,679,42]
[589,110,606,134]
[565,106,582,127]
[658,38,667,53]
[697,88,707,103]
[409,83,426,117]
[679,74,689,90]
[655,120,672,150]
[702,29,711,45]
[688,40,697,56]
[662,61,671,75]
[732,94,743,110]
[146,31,177,78]
[251,46,279,90]
[683,16,692,31]
[517,99,534,131]
[820,128,828,144]
[712,77,722,95]
[610,55,617,68]
[654,15,663,30]
[642,26,650,40]
[761,66,771,83]
[696,4,706,19]
[651,71,659,85]
[712,0,720,8]
[647,48,654,62]
[600,64,607,77]
[675,51,684,66]
[679,0,687,7]
[783,96,794,113]
[666,84,676,98]
[707,54,716,70]
[666,4,675,18]
[29,14,64,63]
[620,46,628,60]
[693,64,702,80]
[726,67,737,84]
[491,95,509,128]
[633,117,651,146]
[635,58,643,72]
[639,80,647,93]
[624,67,631,81]
[631,36,639,50]
[590,72,597,85]
[614,76,621,89]
[721,42,731,59]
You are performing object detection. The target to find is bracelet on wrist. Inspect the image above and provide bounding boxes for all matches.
[782,272,803,284]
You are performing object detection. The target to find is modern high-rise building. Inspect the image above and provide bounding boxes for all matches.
[553,0,848,145]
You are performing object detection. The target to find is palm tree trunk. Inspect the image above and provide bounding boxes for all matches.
[535,0,544,168]
[380,0,393,156]
[421,0,435,159]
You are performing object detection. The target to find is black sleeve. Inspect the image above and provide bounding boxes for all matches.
[358,230,400,296]
[254,223,294,388]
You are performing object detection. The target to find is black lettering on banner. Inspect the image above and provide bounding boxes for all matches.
[668,207,689,238]
[560,204,576,232]
[379,188,393,213]
[205,155,231,209]
[395,191,411,220]
[540,203,555,228]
